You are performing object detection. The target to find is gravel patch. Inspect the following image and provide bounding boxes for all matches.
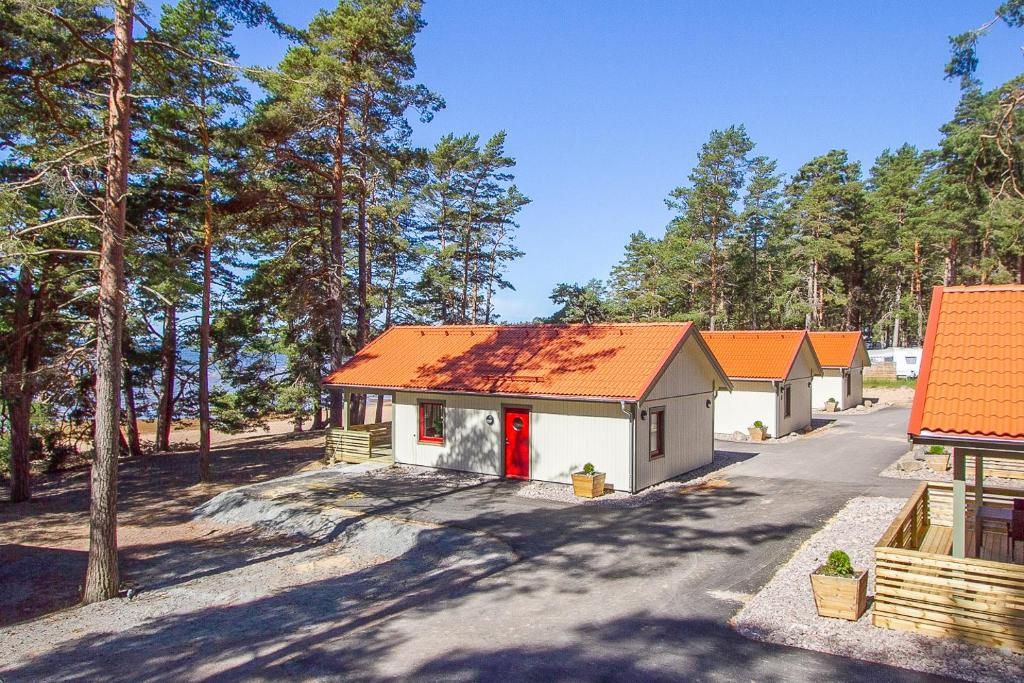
[360,463,497,488]
[0,514,516,681]
[515,450,752,507]
[733,496,1024,682]
[881,450,1022,488]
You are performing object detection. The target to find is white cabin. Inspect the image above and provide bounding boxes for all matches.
[703,331,823,439]
[323,323,731,493]
[809,332,871,410]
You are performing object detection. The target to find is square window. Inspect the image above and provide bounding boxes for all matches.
[649,407,665,459]
[419,402,444,444]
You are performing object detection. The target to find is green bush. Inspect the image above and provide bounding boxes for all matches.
[752,420,765,429]
[926,445,946,455]
[582,462,596,475]
[820,549,855,578]
[828,397,837,403]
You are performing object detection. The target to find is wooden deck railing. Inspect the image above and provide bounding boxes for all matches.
[876,482,930,550]
[325,423,392,464]
[874,481,1024,653]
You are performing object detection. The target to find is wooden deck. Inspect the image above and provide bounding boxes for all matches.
[325,423,394,465]
[873,482,1024,653]
[920,524,1023,564]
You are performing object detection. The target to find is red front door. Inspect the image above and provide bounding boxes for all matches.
[504,408,530,479]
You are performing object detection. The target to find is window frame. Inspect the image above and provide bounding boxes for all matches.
[845,372,851,397]
[783,385,792,419]
[649,406,665,460]
[418,400,446,445]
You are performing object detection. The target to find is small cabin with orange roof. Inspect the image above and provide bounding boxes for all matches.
[703,331,822,438]
[871,284,1024,652]
[808,331,871,410]
[323,322,731,492]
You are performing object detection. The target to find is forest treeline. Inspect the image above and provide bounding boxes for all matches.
[1,0,529,600]
[2,4,527,482]
[0,0,1021,602]
[549,18,1024,343]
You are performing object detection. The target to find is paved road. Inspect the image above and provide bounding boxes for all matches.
[4,405,943,682]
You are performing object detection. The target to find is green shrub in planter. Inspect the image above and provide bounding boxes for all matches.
[819,549,854,578]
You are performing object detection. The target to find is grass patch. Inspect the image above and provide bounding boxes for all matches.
[863,377,917,389]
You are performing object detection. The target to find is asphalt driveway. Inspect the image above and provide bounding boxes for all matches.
[1,405,940,682]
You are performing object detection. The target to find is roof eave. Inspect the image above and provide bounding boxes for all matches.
[320,383,641,404]
[911,431,1024,455]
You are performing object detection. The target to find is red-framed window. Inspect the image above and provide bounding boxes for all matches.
[419,401,445,444]
[649,407,665,459]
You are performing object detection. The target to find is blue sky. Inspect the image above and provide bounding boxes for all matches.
[231,1,1021,322]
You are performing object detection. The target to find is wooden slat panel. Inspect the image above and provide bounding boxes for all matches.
[965,455,1024,480]
[873,541,1024,653]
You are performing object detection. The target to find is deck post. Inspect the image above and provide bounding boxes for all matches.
[952,448,966,559]
[974,451,984,559]
[341,391,349,431]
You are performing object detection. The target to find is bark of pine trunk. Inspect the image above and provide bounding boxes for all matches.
[84,1,133,605]
[311,398,324,430]
[374,394,383,424]
[944,237,958,285]
[892,280,902,349]
[122,334,142,458]
[198,124,213,482]
[327,96,348,427]
[6,265,33,503]
[709,241,717,331]
[155,302,175,452]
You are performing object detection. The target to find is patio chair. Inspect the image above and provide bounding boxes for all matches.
[1012,500,1024,563]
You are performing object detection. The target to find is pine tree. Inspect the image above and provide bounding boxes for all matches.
[665,125,754,329]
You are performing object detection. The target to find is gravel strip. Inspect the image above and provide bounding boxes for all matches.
[881,451,1021,488]
[514,450,751,507]
[732,496,1024,682]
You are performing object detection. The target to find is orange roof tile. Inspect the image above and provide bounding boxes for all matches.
[323,323,725,401]
[909,285,1024,443]
[808,332,869,368]
[702,331,814,380]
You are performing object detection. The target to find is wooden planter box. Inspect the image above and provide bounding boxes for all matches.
[926,452,950,473]
[824,401,838,413]
[572,472,606,498]
[810,569,867,621]
[748,427,767,442]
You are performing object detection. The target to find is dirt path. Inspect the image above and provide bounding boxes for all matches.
[0,429,327,625]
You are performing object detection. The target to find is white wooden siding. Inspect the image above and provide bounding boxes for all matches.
[636,393,713,490]
[812,368,864,410]
[635,335,717,490]
[392,391,632,490]
[776,375,813,436]
[713,381,778,436]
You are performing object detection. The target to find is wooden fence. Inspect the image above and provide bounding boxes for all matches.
[863,362,897,380]
[873,481,1024,653]
[965,455,1024,481]
[325,423,393,464]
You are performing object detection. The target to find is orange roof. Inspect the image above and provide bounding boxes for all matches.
[909,285,1024,443]
[808,332,869,368]
[703,330,816,380]
[323,323,728,401]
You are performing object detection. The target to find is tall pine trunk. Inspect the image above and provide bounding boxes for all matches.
[6,265,33,502]
[155,301,176,452]
[327,95,348,427]
[198,122,213,482]
[122,333,142,458]
[84,0,133,605]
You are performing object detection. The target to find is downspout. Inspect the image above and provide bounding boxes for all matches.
[772,380,780,439]
[621,400,635,493]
